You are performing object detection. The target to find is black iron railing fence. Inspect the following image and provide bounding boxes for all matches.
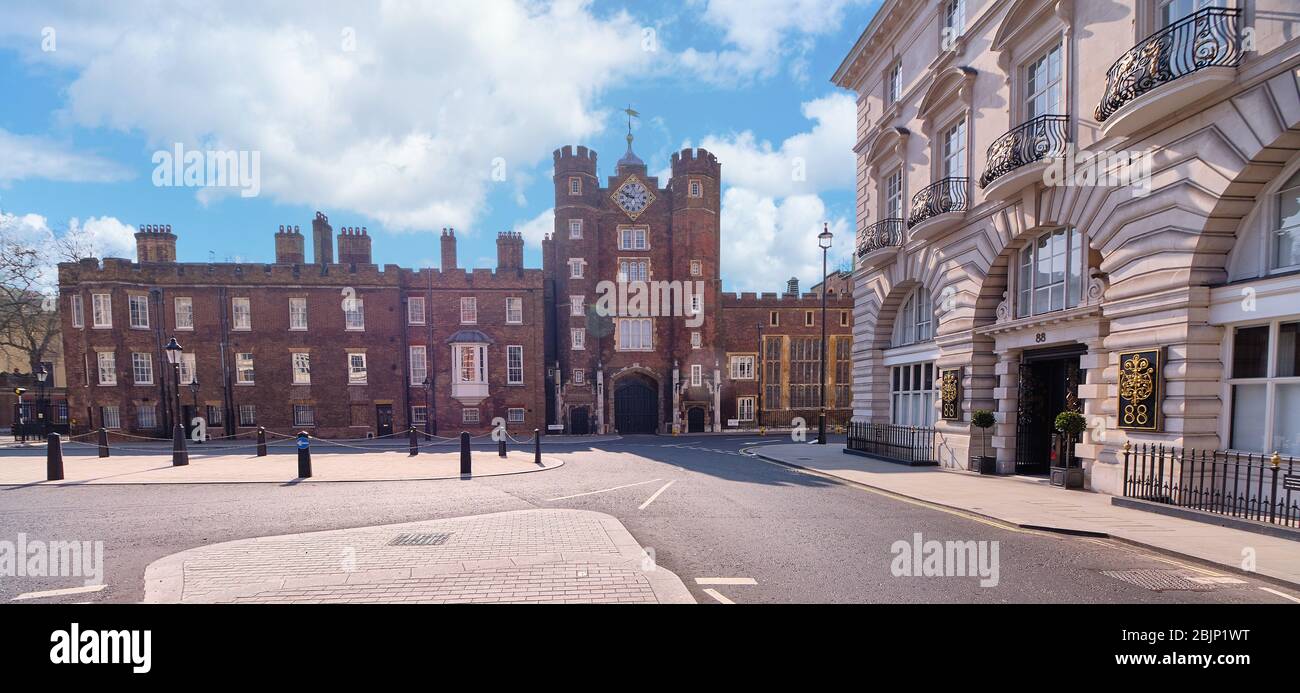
[977,114,1069,189]
[1095,7,1242,123]
[1122,443,1299,528]
[908,177,968,227]
[856,218,906,257]
[847,421,936,465]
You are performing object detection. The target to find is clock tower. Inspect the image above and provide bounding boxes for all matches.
[545,123,722,435]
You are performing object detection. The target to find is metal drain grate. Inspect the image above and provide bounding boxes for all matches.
[1101,569,1225,592]
[388,532,451,546]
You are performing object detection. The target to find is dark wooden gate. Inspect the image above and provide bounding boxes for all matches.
[614,379,657,434]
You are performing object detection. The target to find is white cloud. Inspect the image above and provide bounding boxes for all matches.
[0,212,136,292]
[515,207,555,249]
[678,0,873,83]
[691,92,856,198]
[0,128,130,184]
[720,189,851,293]
[0,1,654,232]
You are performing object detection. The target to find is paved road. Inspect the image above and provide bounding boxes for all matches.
[1,434,1295,604]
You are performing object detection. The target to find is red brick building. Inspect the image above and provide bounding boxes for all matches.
[58,216,546,438]
[542,138,853,434]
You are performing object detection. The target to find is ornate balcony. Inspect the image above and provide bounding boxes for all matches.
[977,115,1069,200]
[856,218,906,269]
[1095,8,1241,138]
[908,177,968,240]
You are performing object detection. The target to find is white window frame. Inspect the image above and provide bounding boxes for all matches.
[289,297,308,331]
[572,369,585,385]
[569,258,585,279]
[454,344,487,384]
[1015,227,1084,318]
[618,258,649,283]
[691,364,702,387]
[174,297,194,330]
[571,329,585,350]
[942,119,967,179]
[1224,319,1300,455]
[688,180,703,198]
[506,297,523,324]
[463,408,480,424]
[1024,42,1063,120]
[137,404,157,429]
[407,296,426,325]
[508,407,525,423]
[292,352,311,385]
[883,168,903,220]
[238,404,257,427]
[460,297,478,324]
[411,405,428,424]
[568,177,582,196]
[890,362,937,428]
[102,405,121,429]
[348,352,368,385]
[569,219,583,239]
[616,317,652,351]
[1272,167,1300,273]
[691,331,701,349]
[232,297,251,331]
[236,352,255,384]
[691,260,702,276]
[179,352,196,385]
[131,352,153,385]
[737,396,756,422]
[943,0,966,40]
[730,355,756,380]
[570,296,585,317]
[92,293,112,328]
[506,345,524,385]
[293,404,315,427]
[97,352,116,386]
[70,294,84,328]
[409,345,428,385]
[128,294,149,329]
[344,297,365,331]
[886,61,902,105]
[893,286,934,347]
[619,227,648,251]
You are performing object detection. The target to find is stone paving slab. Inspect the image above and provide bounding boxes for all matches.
[0,450,560,485]
[752,443,1300,589]
[142,509,695,604]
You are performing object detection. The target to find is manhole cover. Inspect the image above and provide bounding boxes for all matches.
[1101,569,1226,592]
[388,532,451,546]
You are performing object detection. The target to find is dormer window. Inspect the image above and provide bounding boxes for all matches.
[1015,227,1084,318]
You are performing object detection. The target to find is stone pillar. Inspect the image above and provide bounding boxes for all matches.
[671,361,681,434]
[596,365,605,434]
[992,349,1022,474]
[1075,337,1115,492]
[712,363,722,432]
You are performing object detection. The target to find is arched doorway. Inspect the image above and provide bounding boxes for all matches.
[614,376,658,433]
[687,406,706,433]
[570,407,590,435]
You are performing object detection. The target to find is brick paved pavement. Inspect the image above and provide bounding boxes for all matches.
[143,509,695,604]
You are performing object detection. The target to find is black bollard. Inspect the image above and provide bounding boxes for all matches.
[409,427,418,457]
[498,435,506,458]
[256,427,267,457]
[296,431,312,479]
[534,428,541,465]
[97,427,110,458]
[459,432,471,475]
[172,422,189,467]
[46,433,64,481]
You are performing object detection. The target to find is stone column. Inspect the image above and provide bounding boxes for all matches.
[595,365,605,434]
[712,363,722,432]
[671,361,681,434]
[992,348,1022,474]
[1075,337,1114,492]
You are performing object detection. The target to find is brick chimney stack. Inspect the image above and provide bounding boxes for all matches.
[135,224,177,263]
[440,228,458,271]
[337,226,373,265]
[274,224,305,264]
[496,231,524,271]
[312,211,334,264]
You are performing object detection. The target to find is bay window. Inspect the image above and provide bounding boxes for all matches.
[451,342,489,401]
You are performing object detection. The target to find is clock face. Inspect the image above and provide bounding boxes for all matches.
[612,177,655,219]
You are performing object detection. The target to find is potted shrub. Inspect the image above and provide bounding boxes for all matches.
[1051,411,1087,489]
[970,409,997,475]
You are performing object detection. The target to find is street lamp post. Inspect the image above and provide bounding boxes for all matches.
[817,223,833,445]
[189,378,201,443]
[35,364,49,438]
[422,376,432,436]
[164,337,188,466]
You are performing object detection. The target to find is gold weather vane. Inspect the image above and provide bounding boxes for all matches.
[623,105,640,146]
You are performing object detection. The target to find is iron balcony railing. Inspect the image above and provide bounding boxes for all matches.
[908,177,969,227]
[1095,7,1242,123]
[856,218,906,257]
[1122,444,1299,528]
[977,114,1069,189]
[846,421,936,465]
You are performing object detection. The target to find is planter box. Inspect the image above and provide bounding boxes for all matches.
[1050,462,1085,489]
[973,456,997,475]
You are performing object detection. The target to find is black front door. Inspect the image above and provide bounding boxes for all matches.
[376,405,393,437]
[1016,353,1082,475]
[614,379,658,434]
[687,407,706,433]
[570,407,590,435]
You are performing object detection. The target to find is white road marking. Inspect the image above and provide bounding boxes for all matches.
[546,478,663,501]
[702,588,734,604]
[695,577,757,586]
[13,584,107,601]
[638,480,676,510]
[1188,576,1246,585]
[1259,587,1300,603]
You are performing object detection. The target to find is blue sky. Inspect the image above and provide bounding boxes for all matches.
[0,0,879,292]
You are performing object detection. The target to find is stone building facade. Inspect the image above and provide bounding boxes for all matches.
[542,140,853,434]
[833,0,1300,493]
[58,217,547,438]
